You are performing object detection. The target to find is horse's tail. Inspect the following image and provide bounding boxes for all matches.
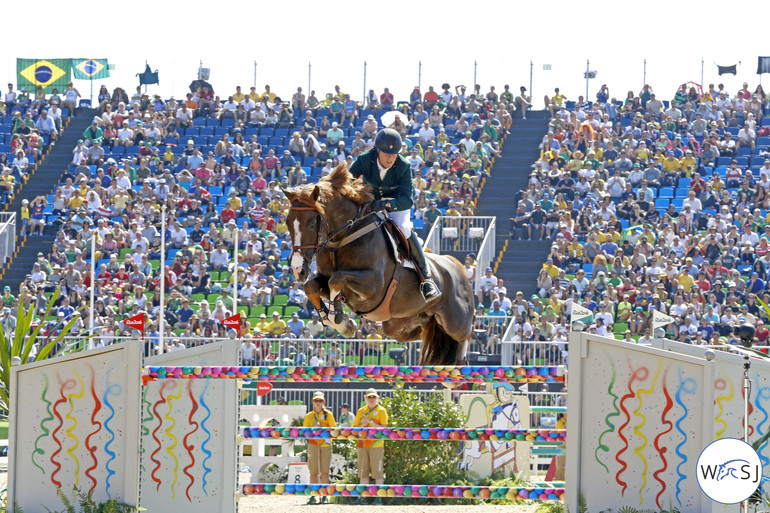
[421,316,462,365]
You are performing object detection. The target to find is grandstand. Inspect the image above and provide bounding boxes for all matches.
[2,78,769,361]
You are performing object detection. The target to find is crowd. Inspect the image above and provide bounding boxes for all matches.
[0,82,72,203]
[6,79,521,361]
[502,80,770,350]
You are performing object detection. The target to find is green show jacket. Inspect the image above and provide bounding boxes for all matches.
[349,148,414,212]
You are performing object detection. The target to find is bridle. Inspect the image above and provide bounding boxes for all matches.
[288,202,326,267]
[288,200,375,266]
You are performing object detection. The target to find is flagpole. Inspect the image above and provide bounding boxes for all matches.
[701,58,704,88]
[233,229,238,317]
[159,205,166,354]
[89,229,96,335]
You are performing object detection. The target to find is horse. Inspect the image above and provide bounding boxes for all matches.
[282,164,475,365]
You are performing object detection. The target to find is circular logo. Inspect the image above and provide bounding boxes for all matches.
[697,438,761,504]
[34,65,53,84]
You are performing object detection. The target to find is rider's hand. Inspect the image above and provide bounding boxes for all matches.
[371,200,390,212]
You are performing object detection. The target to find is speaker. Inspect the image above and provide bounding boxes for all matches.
[470,353,501,365]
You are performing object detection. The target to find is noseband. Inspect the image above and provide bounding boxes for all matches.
[288,202,325,267]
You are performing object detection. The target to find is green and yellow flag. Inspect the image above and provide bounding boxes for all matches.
[72,59,110,80]
[17,59,71,92]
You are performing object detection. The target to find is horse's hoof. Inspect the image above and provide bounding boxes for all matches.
[334,312,344,324]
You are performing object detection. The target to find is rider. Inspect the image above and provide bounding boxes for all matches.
[349,128,440,301]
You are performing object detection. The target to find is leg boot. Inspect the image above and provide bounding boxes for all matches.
[407,232,440,301]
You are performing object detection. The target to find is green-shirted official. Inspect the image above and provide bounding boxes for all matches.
[349,128,440,300]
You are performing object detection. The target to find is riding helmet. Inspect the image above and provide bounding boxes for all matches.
[374,128,402,155]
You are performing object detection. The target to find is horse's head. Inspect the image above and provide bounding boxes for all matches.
[283,185,322,282]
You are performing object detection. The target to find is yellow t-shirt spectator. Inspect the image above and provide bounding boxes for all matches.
[268,318,287,336]
[677,272,695,293]
[354,404,388,449]
[303,409,337,447]
[662,157,681,173]
[69,194,86,209]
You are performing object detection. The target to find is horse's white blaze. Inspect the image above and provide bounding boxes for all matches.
[290,219,304,274]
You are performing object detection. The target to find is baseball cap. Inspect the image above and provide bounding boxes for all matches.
[365,388,379,398]
[312,391,325,401]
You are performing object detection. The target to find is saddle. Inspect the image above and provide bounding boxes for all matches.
[381,215,412,265]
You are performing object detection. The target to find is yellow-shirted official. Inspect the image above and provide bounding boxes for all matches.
[302,391,336,504]
[354,388,389,497]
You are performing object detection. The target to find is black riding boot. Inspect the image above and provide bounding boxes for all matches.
[408,232,441,301]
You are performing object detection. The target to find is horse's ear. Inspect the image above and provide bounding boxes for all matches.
[311,185,320,201]
[281,187,297,202]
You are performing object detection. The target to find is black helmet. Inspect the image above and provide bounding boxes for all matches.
[374,128,402,155]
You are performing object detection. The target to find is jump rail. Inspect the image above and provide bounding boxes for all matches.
[143,365,565,383]
[241,426,566,443]
[240,483,565,501]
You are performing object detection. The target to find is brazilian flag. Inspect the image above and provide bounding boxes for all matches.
[17,59,71,92]
[72,59,110,80]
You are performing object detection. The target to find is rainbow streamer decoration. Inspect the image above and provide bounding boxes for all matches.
[102,372,122,499]
[163,382,183,499]
[64,371,86,490]
[241,483,565,500]
[32,374,54,475]
[674,370,696,507]
[595,357,619,474]
[242,427,565,443]
[199,380,212,496]
[632,362,661,506]
[144,365,564,383]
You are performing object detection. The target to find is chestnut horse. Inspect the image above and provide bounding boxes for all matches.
[282,164,475,365]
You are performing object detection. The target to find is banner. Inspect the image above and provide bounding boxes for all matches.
[72,59,110,80]
[570,303,593,329]
[17,59,71,93]
[716,63,738,76]
[651,309,676,336]
[124,312,146,337]
[759,57,770,75]
[222,313,241,330]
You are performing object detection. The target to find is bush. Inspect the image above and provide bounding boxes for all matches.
[380,383,467,487]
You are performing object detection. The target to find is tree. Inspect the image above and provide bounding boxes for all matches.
[0,286,82,415]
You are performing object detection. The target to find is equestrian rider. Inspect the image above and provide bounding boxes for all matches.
[349,128,440,301]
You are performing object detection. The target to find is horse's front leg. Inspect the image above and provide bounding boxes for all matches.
[328,269,382,306]
[303,273,330,319]
[326,269,382,337]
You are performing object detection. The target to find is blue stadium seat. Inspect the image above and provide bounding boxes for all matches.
[205,117,219,127]
[735,157,749,167]
[658,188,674,199]
[677,178,690,188]
[221,118,235,128]
[261,128,275,137]
[717,157,732,166]
[214,127,229,137]
[736,147,752,157]
[193,117,207,127]
[655,198,670,209]
[672,198,684,209]
[185,127,200,137]
[199,127,214,137]
[675,188,690,198]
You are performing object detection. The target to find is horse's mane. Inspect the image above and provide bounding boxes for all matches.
[296,163,374,214]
